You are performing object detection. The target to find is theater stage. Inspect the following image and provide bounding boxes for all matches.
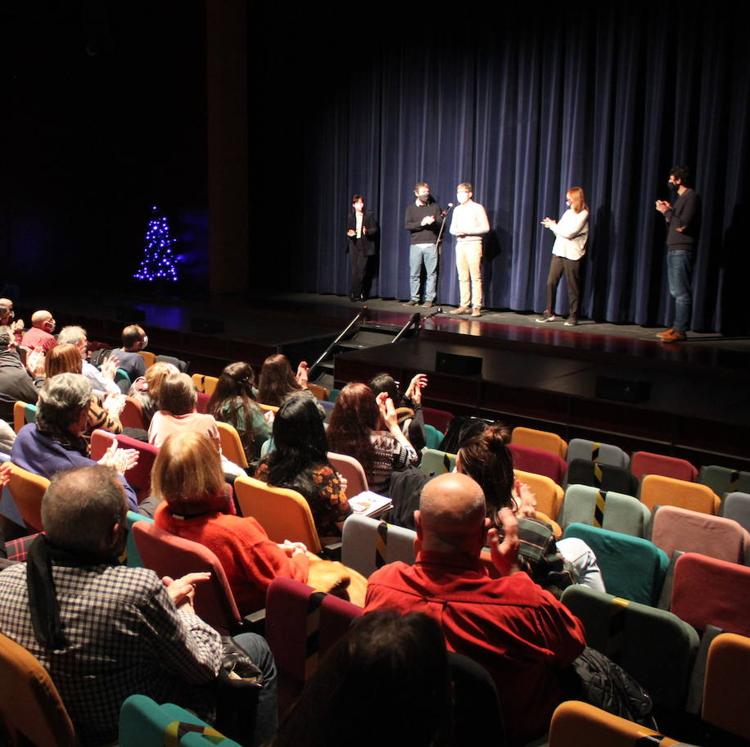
[23,290,750,470]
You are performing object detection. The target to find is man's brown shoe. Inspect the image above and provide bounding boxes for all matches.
[659,329,686,343]
[471,307,482,317]
[449,306,470,315]
[656,328,674,339]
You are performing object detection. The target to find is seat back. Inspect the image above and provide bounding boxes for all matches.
[132,521,242,635]
[137,350,157,370]
[0,632,77,747]
[723,491,750,534]
[511,425,567,459]
[699,465,750,498]
[90,429,159,504]
[702,633,750,741]
[423,423,444,450]
[307,382,329,401]
[6,462,49,532]
[192,373,218,396]
[233,475,321,553]
[125,510,153,568]
[327,452,368,497]
[563,523,668,605]
[640,474,720,515]
[651,505,750,563]
[341,513,416,577]
[119,694,240,747]
[671,552,750,636]
[421,406,453,433]
[631,451,698,482]
[560,484,650,537]
[566,459,639,496]
[120,396,146,430]
[566,438,630,469]
[216,421,249,469]
[419,448,456,477]
[561,585,699,709]
[509,443,567,484]
[13,400,37,433]
[548,700,684,747]
[265,577,362,712]
[514,468,564,520]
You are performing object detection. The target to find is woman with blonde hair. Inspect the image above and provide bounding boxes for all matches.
[127,360,179,427]
[536,186,589,327]
[152,432,366,610]
[45,343,122,436]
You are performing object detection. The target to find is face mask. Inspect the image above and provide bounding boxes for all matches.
[668,182,679,194]
[418,193,430,204]
[457,193,470,204]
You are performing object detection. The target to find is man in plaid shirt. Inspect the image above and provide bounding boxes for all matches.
[0,465,276,746]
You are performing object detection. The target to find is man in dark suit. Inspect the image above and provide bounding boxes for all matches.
[346,194,378,301]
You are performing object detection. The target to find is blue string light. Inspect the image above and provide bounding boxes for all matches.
[133,205,179,282]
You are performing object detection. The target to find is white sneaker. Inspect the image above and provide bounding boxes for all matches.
[535,313,556,323]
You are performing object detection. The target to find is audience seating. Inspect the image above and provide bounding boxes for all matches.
[191,373,218,396]
[419,448,456,477]
[341,513,416,577]
[670,553,750,637]
[511,425,567,459]
[0,631,77,747]
[257,402,278,414]
[563,523,669,605]
[566,437,630,469]
[421,406,453,433]
[699,465,750,499]
[137,350,156,370]
[119,396,146,430]
[560,484,651,537]
[12,400,37,434]
[234,475,322,553]
[327,451,368,498]
[216,421,249,469]
[561,585,699,710]
[640,475,721,516]
[132,521,249,635]
[6,462,49,532]
[90,429,159,504]
[566,458,639,496]
[631,451,698,482]
[307,382,329,401]
[114,368,131,392]
[508,443,567,484]
[514,468,564,520]
[119,694,240,747]
[650,505,750,564]
[265,577,362,713]
[548,700,688,747]
[125,510,152,568]
[423,423,444,450]
[702,633,750,742]
[723,492,750,534]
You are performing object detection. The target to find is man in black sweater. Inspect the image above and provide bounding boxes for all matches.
[655,165,700,342]
[404,182,443,307]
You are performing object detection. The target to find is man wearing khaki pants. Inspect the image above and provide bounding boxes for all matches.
[448,183,490,317]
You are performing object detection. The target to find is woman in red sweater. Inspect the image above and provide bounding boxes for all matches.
[151,431,309,614]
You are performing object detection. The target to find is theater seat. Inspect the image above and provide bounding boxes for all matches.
[560,484,650,537]
[341,513,416,578]
[511,426,567,459]
[631,451,698,482]
[508,443,567,484]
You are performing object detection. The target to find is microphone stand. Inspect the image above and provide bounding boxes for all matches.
[432,202,453,314]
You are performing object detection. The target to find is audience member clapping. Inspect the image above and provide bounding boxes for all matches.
[127,360,179,427]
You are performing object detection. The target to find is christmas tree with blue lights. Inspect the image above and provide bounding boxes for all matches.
[133,206,179,282]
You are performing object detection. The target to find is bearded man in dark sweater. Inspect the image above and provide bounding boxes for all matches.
[655,165,700,342]
[404,181,443,307]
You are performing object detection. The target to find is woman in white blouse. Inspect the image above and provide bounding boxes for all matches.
[536,186,589,326]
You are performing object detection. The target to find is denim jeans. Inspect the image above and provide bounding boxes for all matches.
[666,249,693,333]
[557,537,606,592]
[233,632,279,746]
[409,242,438,302]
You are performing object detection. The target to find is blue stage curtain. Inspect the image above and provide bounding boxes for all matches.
[298,4,749,333]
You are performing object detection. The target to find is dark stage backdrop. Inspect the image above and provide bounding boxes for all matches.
[288,3,749,333]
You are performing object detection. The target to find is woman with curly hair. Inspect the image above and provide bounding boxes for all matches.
[208,361,271,461]
[327,382,418,495]
[257,353,309,407]
[255,393,350,539]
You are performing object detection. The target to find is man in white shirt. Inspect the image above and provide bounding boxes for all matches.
[448,183,490,317]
